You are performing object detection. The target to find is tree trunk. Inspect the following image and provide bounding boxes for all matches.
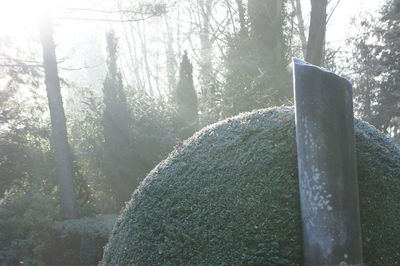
[39,11,76,219]
[164,15,178,95]
[248,0,287,66]
[197,0,215,124]
[236,0,248,37]
[293,0,307,57]
[306,0,327,66]
[247,0,291,102]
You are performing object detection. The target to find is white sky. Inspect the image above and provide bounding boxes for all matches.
[0,0,385,40]
[325,0,384,44]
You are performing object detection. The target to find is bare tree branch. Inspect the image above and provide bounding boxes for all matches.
[326,0,342,25]
[292,0,307,57]
[53,14,158,22]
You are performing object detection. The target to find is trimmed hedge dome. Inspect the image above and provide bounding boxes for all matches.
[102,107,400,265]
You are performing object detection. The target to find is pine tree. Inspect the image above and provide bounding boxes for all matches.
[175,51,199,139]
[102,31,136,207]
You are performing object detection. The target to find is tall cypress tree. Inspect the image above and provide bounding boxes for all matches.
[175,51,199,139]
[102,31,136,207]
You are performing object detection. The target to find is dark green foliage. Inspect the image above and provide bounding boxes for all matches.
[69,99,119,214]
[222,0,292,118]
[0,61,51,196]
[0,122,58,198]
[55,215,116,240]
[354,120,400,265]
[102,107,400,265]
[55,215,117,266]
[0,187,59,265]
[0,187,116,266]
[100,32,177,208]
[102,31,137,207]
[352,0,400,139]
[175,51,199,139]
[68,83,176,214]
[129,92,176,170]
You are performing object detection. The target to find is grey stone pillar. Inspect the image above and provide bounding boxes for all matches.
[293,58,363,265]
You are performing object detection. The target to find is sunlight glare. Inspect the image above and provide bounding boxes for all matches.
[0,0,53,35]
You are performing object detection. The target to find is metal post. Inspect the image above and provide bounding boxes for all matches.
[293,58,363,265]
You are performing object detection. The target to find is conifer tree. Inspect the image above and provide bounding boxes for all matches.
[175,51,199,139]
[102,31,136,207]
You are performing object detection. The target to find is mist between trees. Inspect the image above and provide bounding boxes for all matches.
[0,0,399,265]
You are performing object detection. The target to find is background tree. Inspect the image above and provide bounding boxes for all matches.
[222,0,291,117]
[175,51,199,139]
[101,31,136,208]
[100,31,177,208]
[196,0,218,125]
[39,11,76,219]
[351,0,400,141]
[306,0,328,66]
[291,0,307,57]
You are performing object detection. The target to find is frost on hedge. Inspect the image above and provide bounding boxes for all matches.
[102,107,400,265]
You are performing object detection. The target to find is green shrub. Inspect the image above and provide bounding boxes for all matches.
[102,107,400,265]
[0,187,116,266]
[0,187,58,265]
[55,215,116,266]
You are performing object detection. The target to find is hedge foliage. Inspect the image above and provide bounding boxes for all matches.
[0,188,59,265]
[55,215,117,266]
[102,107,400,265]
[0,188,116,266]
